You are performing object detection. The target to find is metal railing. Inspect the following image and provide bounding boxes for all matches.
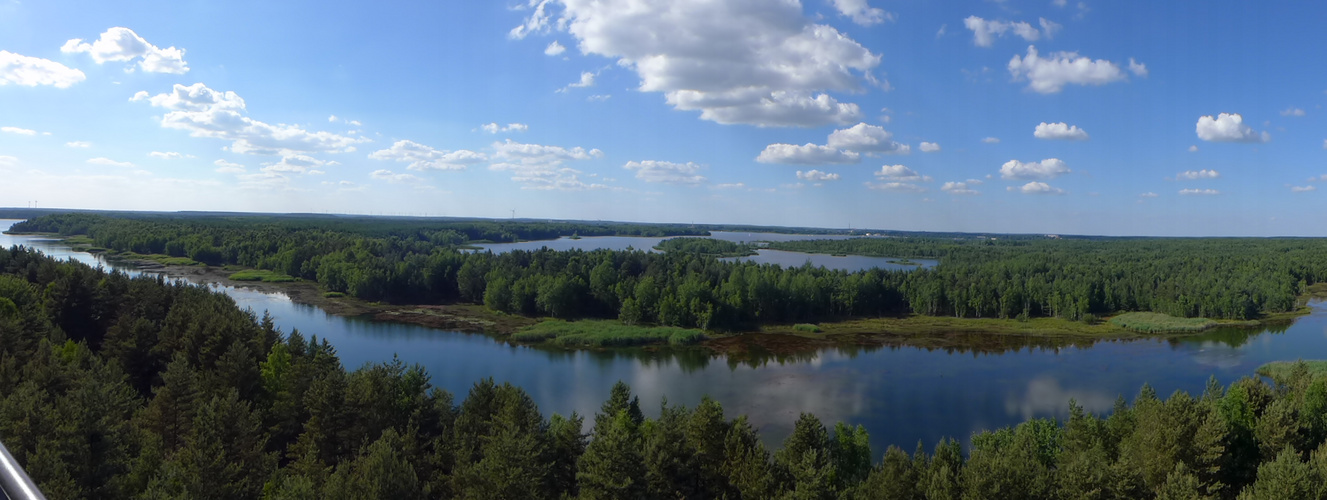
[0,439,44,500]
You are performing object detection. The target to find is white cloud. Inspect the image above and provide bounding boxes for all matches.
[624,160,707,185]
[1176,169,1219,180]
[263,154,337,174]
[1139,192,1158,198]
[480,122,530,134]
[0,156,15,169]
[713,182,747,190]
[919,142,941,153]
[368,140,487,171]
[66,141,91,148]
[1008,181,1065,194]
[214,159,246,174]
[61,27,188,74]
[756,143,859,165]
[796,169,840,182]
[982,137,1000,143]
[826,123,909,154]
[148,151,193,160]
[587,94,611,102]
[1033,122,1089,140]
[134,83,368,155]
[1179,188,1220,195]
[865,181,925,193]
[517,0,879,127]
[1,126,36,135]
[1000,158,1070,180]
[370,169,424,184]
[1040,18,1062,38]
[87,157,135,168]
[941,181,980,195]
[1291,185,1316,193]
[1188,145,1198,152]
[0,50,86,88]
[963,17,1054,47]
[1281,107,1306,117]
[490,139,609,190]
[559,71,596,92]
[875,164,932,182]
[1195,113,1269,143]
[1008,46,1132,94]
[831,0,893,26]
[545,40,567,56]
[1127,58,1148,77]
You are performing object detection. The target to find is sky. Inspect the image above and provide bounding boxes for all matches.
[1,0,1326,236]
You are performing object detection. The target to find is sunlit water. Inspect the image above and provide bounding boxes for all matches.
[470,231,938,272]
[3,220,1321,452]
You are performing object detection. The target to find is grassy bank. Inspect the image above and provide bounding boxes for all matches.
[512,320,706,347]
[1257,360,1327,384]
[1109,312,1218,333]
[109,251,201,267]
[229,269,298,283]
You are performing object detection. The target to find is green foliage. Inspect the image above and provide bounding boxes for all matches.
[1257,359,1327,384]
[512,320,706,347]
[230,269,299,283]
[794,323,822,333]
[654,237,756,257]
[1110,312,1219,333]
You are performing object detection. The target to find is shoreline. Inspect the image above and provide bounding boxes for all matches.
[112,258,1316,357]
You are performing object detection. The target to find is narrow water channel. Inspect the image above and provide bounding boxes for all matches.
[3,220,1318,453]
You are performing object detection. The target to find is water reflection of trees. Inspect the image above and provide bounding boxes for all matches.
[1166,322,1291,349]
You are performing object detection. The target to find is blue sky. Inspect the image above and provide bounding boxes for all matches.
[1,0,1325,236]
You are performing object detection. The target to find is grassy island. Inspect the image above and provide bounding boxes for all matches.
[512,319,706,347]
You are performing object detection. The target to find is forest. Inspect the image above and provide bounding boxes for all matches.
[4,243,1327,498]
[11,213,1327,328]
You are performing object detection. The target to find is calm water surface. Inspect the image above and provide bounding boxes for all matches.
[471,231,937,272]
[3,220,1321,452]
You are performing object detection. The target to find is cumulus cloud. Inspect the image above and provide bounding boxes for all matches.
[1008,46,1133,94]
[1179,188,1220,195]
[1195,113,1269,143]
[0,50,86,88]
[490,139,609,190]
[87,157,135,168]
[558,71,596,92]
[66,141,92,148]
[133,83,368,155]
[214,159,246,174]
[1000,158,1070,180]
[756,143,859,165]
[941,181,980,195]
[61,27,188,74]
[148,151,193,160]
[1008,181,1065,194]
[624,160,707,185]
[919,142,941,153]
[480,122,529,134]
[368,140,487,171]
[1291,185,1316,193]
[370,169,424,184]
[1,126,36,135]
[982,137,1000,143]
[831,0,893,26]
[963,17,1056,47]
[1033,122,1089,140]
[1188,145,1198,152]
[1128,58,1148,77]
[826,123,909,154]
[545,40,566,56]
[875,164,932,182]
[262,154,337,174]
[515,0,880,127]
[1176,169,1219,180]
[1281,107,1306,117]
[796,169,840,182]
[865,181,925,193]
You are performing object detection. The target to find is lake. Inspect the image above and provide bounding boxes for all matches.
[0,219,1315,453]
[469,231,938,272]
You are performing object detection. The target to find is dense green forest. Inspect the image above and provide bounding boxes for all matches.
[654,237,757,257]
[6,246,1327,498]
[11,213,1327,326]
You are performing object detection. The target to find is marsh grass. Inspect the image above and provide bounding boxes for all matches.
[1108,312,1218,333]
[229,269,298,283]
[1257,360,1327,384]
[513,320,706,347]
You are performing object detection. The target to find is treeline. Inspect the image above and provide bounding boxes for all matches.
[12,213,1327,323]
[7,247,1327,498]
[654,237,757,257]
